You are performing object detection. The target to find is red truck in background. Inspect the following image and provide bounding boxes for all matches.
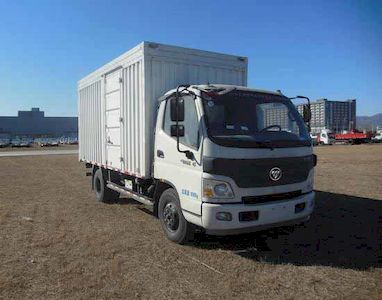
[335,130,372,144]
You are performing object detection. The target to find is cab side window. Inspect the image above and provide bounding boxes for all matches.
[163,96,200,149]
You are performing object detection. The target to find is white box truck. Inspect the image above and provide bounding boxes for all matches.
[78,42,316,243]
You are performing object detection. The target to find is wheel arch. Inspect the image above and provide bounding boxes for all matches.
[153,179,178,218]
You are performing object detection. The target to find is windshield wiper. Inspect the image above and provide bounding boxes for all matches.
[212,135,276,150]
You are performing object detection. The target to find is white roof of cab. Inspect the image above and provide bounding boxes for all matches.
[160,84,285,100]
[196,84,284,96]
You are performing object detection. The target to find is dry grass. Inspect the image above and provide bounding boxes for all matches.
[0,144,381,299]
[314,144,382,200]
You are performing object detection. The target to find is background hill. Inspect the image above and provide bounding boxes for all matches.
[357,113,382,130]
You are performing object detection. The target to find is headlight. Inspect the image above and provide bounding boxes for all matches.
[203,179,237,203]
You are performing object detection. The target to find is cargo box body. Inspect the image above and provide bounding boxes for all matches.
[78,42,248,178]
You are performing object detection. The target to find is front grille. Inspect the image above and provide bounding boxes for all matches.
[203,155,314,188]
[242,190,302,205]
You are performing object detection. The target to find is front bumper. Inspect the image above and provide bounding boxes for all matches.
[201,191,315,235]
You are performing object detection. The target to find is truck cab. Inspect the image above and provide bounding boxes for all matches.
[153,84,316,242]
[317,129,335,145]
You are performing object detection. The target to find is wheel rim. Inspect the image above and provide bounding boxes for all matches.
[163,202,179,232]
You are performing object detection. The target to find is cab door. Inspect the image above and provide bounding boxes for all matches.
[154,95,203,217]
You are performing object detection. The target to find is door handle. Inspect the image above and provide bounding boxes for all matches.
[157,150,165,158]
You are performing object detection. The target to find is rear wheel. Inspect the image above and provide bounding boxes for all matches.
[93,169,119,203]
[158,188,193,244]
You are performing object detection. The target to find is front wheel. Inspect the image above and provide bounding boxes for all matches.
[158,188,193,244]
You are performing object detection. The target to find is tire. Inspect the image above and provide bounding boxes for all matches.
[93,169,119,203]
[158,188,194,244]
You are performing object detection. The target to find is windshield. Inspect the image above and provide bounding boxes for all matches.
[202,90,311,148]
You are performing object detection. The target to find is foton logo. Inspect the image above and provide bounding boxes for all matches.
[269,167,282,181]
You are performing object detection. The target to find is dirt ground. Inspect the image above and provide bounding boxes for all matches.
[0,144,381,299]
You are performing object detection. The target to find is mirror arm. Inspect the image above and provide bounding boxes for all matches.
[290,95,311,133]
[175,85,194,160]
[296,95,311,107]
[301,96,312,133]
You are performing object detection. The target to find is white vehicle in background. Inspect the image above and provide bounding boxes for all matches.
[39,138,59,147]
[67,137,78,145]
[19,138,32,147]
[38,138,49,147]
[314,129,335,145]
[11,138,22,148]
[49,138,59,147]
[59,137,67,144]
[0,139,10,148]
[78,42,316,244]
[372,133,382,143]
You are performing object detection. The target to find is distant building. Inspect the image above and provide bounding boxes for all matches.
[297,99,356,134]
[264,105,290,130]
[0,108,78,138]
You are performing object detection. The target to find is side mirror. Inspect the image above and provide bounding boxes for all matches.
[170,98,185,122]
[171,124,184,137]
[302,104,311,123]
